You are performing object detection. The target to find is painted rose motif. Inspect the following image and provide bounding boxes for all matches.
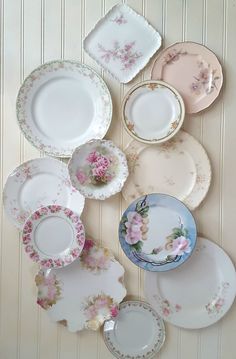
[206,282,230,315]
[35,271,62,310]
[171,236,191,256]
[84,293,119,330]
[191,62,220,95]
[98,41,142,71]
[120,196,191,265]
[80,239,113,271]
[76,147,118,186]
[154,295,181,317]
[111,13,127,25]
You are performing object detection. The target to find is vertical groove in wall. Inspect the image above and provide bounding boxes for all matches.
[218,1,227,358]
[0,0,4,347]
[61,0,65,59]
[201,0,207,142]
[17,1,25,357]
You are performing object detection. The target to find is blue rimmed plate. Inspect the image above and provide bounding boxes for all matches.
[119,193,197,271]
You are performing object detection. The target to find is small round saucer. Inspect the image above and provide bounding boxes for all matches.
[68,139,129,200]
[103,300,165,359]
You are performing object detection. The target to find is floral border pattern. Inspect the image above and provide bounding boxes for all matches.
[22,205,85,268]
[36,271,62,310]
[104,301,165,359]
[206,282,230,315]
[16,61,112,157]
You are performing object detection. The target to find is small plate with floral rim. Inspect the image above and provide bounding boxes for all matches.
[22,205,85,268]
[3,157,85,229]
[151,42,223,114]
[83,4,162,83]
[35,236,126,332]
[119,193,197,272]
[122,80,185,144]
[122,130,211,211]
[145,237,236,329]
[103,301,165,359]
[16,60,112,157]
[68,139,129,200]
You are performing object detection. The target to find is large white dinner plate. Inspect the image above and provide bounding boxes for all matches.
[103,301,165,359]
[3,157,85,229]
[36,237,126,331]
[122,81,185,143]
[122,130,211,211]
[145,237,236,329]
[16,60,112,157]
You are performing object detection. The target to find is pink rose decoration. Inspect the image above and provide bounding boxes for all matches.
[92,166,106,178]
[86,151,98,163]
[110,305,119,317]
[83,239,94,251]
[76,169,88,185]
[124,211,143,245]
[163,307,170,317]
[171,236,191,256]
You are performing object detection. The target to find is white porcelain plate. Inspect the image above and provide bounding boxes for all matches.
[103,301,165,359]
[3,157,85,229]
[122,130,211,211]
[84,4,162,83]
[68,140,129,200]
[16,61,112,157]
[145,237,236,329]
[122,81,185,143]
[22,205,85,268]
[36,237,126,331]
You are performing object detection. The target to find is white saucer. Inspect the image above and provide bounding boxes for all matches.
[103,301,165,359]
[122,81,185,143]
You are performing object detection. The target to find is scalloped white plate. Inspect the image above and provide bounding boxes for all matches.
[68,140,128,200]
[35,237,126,332]
[145,237,236,329]
[84,4,162,83]
[3,157,85,229]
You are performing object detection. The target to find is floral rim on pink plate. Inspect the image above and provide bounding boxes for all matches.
[68,139,129,200]
[22,205,85,268]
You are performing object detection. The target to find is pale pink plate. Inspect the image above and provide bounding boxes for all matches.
[151,42,223,114]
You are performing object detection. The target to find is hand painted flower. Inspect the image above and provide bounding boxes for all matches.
[124,211,143,245]
[199,68,210,81]
[86,151,98,163]
[110,305,119,317]
[171,236,191,256]
[76,169,88,185]
[83,239,94,251]
[92,166,106,178]
[95,155,111,168]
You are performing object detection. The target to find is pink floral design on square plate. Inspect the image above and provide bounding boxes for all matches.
[98,41,142,71]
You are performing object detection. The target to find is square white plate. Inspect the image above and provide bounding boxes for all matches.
[84,4,162,83]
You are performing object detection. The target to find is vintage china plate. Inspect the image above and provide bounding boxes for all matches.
[122,130,211,211]
[22,205,85,268]
[16,60,112,157]
[3,157,85,229]
[119,193,197,272]
[35,237,126,331]
[103,301,165,359]
[145,237,236,329]
[84,4,162,83]
[151,42,223,114]
[68,140,129,200]
[122,80,185,143]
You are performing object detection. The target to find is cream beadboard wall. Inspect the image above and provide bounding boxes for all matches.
[0,0,235,358]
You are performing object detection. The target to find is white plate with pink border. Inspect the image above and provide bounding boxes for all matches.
[35,236,126,332]
[84,4,162,83]
[151,42,223,114]
[22,205,85,268]
[145,237,236,329]
[3,157,85,229]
